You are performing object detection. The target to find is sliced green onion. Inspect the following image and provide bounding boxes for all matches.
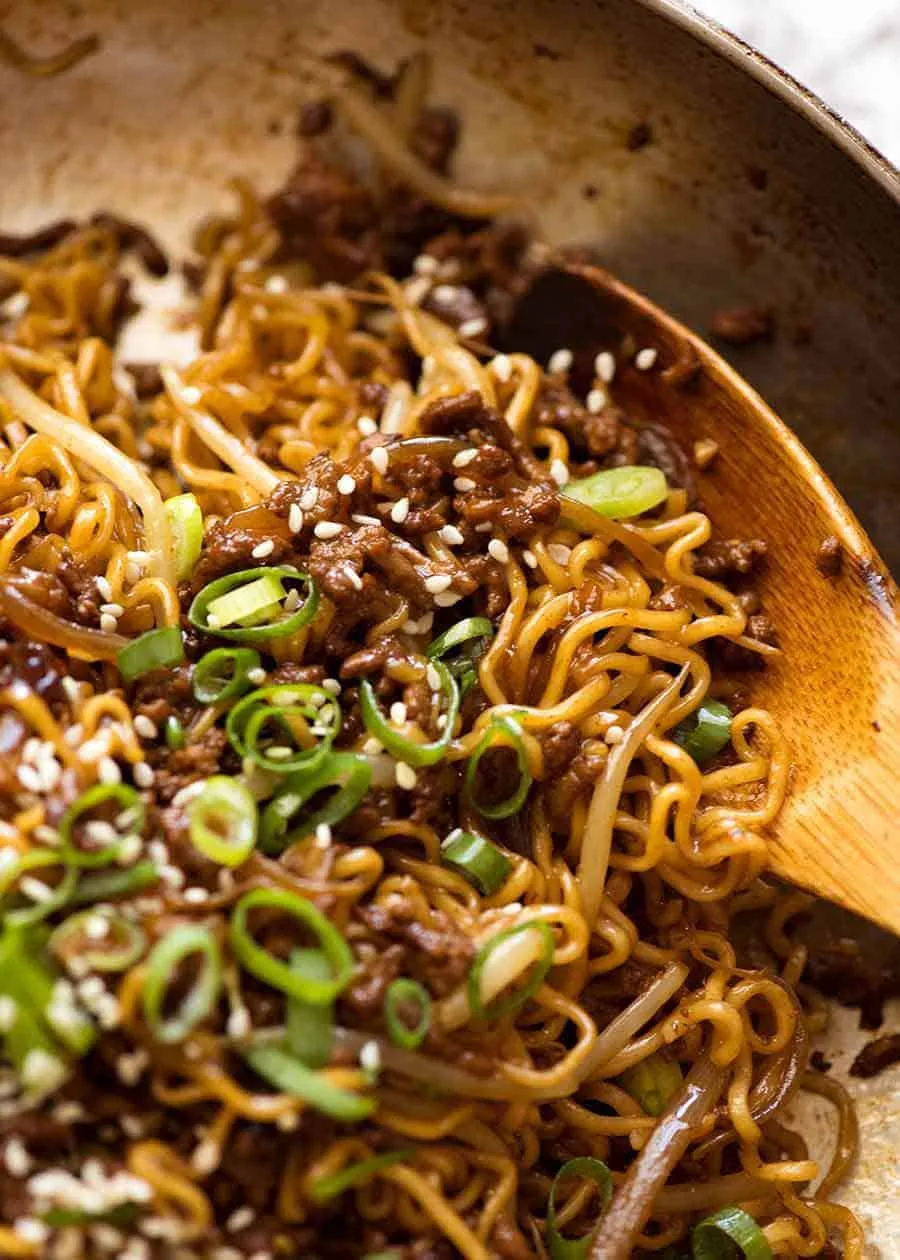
[70,861,159,905]
[384,978,431,1050]
[259,752,371,855]
[359,661,458,767]
[58,784,145,868]
[440,830,512,896]
[0,849,78,927]
[545,1156,613,1260]
[309,1149,413,1203]
[188,776,257,867]
[617,1052,683,1117]
[286,949,333,1069]
[227,683,341,775]
[672,700,733,764]
[189,566,318,642]
[464,716,532,820]
[468,920,554,1021]
[692,1207,773,1260]
[192,647,261,705]
[426,616,493,695]
[230,888,353,1005]
[562,465,668,520]
[50,907,146,973]
[242,1041,374,1121]
[164,716,186,750]
[3,1007,66,1099]
[0,928,95,1061]
[117,626,185,683]
[165,492,204,582]
[43,1203,140,1229]
[142,925,222,1043]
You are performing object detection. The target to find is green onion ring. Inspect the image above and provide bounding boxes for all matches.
[440,830,512,896]
[164,716,186,750]
[286,949,334,1068]
[562,465,668,520]
[359,661,458,767]
[50,907,146,973]
[116,626,185,683]
[468,920,555,1021]
[192,646,261,705]
[672,700,733,764]
[70,862,160,905]
[545,1156,613,1259]
[464,716,532,820]
[165,492,204,582]
[692,1206,774,1260]
[308,1149,413,1203]
[384,978,431,1050]
[259,752,371,855]
[226,683,341,775]
[229,888,353,1005]
[242,1041,374,1122]
[58,784,145,868]
[617,1052,683,1117]
[188,776,258,867]
[188,565,318,642]
[141,925,222,1043]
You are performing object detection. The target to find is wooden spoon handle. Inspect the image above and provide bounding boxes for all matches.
[768,623,900,931]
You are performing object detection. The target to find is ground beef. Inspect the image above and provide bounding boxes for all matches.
[534,380,624,459]
[359,898,474,998]
[816,535,844,576]
[149,724,229,806]
[125,361,163,398]
[0,219,76,255]
[693,538,768,579]
[805,937,900,1030]
[540,721,581,778]
[710,304,774,344]
[849,1033,900,1078]
[635,422,696,496]
[89,212,169,276]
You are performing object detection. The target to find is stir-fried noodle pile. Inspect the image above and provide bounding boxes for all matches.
[0,57,861,1260]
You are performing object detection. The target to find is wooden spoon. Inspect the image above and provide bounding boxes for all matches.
[508,263,900,933]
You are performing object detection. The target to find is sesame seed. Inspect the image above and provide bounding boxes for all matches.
[488,539,509,564]
[352,513,381,526]
[251,539,275,559]
[432,284,459,304]
[275,1111,299,1132]
[370,447,389,475]
[264,274,287,294]
[192,1139,220,1175]
[181,385,202,405]
[360,1040,381,1074]
[84,914,110,941]
[337,474,356,496]
[16,764,41,793]
[96,576,113,601]
[183,887,209,904]
[548,348,573,374]
[61,676,82,705]
[133,715,157,739]
[426,664,442,691]
[413,254,438,276]
[586,388,607,413]
[344,566,363,591]
[13,1218,48,1245]
[321,678,341,696]
[635,347,658,370]
[299,487,319,512]
[549,459,570,487]
[314,823,332,848]
[357,416,378,437]
[20,877,54,903]
[523,549,538,568]
[458,316,487,338]
[594,350,616,383]
[100,602,125,617]
[434,591,462,607]
[100,613,119,634]
[605,724,625,745]
[98,757,121,785]
[439,524,465,546]
[247,666,267,685]
[547,543,572,565]
[362,737,384,755]
[227,1006,251,1040]
[313,521,343,540]
[454,477,476,492]
[288,504,304,533]
[389,701,408,725]
[395,762,417,790]
[390,496,410,524]
[4,1138,30,1177]
[424,574,453,594]
[452,449,478,468]
[490,354,513,383]
[133,762,154,789]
